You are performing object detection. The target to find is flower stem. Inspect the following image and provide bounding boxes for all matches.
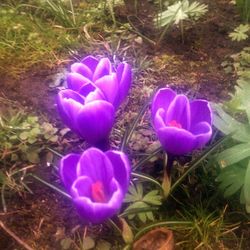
[162,153,175,198]
[170,134,232,194]
[94,139,110,151]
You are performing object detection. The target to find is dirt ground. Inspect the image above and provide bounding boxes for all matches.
[0,0,249,249]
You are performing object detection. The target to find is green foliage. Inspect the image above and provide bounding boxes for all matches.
[229,24,250,41]
[154,0,207,44]
[175,205,231,249]
[123,183,162,223]
[221,47,250,114]
[38,0,79,28]
[236,0,250,22]
[0,107,58,164]
[216,160,246,197]
[156,0,208,27]
[213,102,250,212]
[215,45,250,213]
[0,165,34,212]
[0,5,77,78]
[0,1,116,78]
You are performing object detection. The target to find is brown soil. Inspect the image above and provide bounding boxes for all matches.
[1,0,249,249]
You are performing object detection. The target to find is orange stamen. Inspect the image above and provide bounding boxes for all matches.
[91,181,107,203]
[168,120,182,128]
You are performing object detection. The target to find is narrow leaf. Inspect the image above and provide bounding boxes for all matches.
[244,160,250,210]
[216,143,250,167]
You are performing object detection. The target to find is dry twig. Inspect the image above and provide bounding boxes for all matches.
[0,220,34,250]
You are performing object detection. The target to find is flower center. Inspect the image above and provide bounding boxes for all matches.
[168,120,182,128]
[91,181,107,203]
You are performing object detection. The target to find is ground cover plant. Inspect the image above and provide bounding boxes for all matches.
[1,0,250,249]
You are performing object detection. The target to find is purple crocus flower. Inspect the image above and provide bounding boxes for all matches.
[151,88,212,155]
[60,147,131,224]
[67,56,132,109]
[57,88,115,147]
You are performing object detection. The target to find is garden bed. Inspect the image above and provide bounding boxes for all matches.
[1,0,250,249]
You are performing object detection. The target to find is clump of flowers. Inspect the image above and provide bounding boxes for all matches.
[54,56,215,243]
[57,56,132,148]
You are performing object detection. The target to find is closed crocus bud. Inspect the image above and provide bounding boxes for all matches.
[57,88,115,148]
[60,148,131,224]
[67,56,132,110]
[151,88,212,155]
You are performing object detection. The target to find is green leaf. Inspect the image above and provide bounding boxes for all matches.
[124,183,161,222]
[30,127,41,136]
[229,81,250,121]
[48,135,58,143]
[216,161,246,198]
[138,210,147,223]
[0,170,6,184]
[143,190,162,205]
[246,204,250,213]
[26,151,40,163]
[156,0,207,27]
[82,237,95,250]
[60,238,72,250]
[28,137,38,144]
[95,240,111,250]
[19,131,29,140]
[216,143,250,168]
[125,201,150,222]
[212,104,250,142]
[9,135,18,141]
[240,187,245,204]
[124,184,143,202]
[27,116,38,124]
[229,24,250,41]
[146,211,154,221]
[244,160,250,212]
[11,153,19,161]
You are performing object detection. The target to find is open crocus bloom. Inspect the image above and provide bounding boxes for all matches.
[151,88,212,155]
[60,148,131,224]
[57,88,115,146]
[67,56,132,109]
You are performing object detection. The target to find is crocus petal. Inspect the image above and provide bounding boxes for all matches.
[165,95,191,130]
[153,108,166,131]
[71,176,93,198]
[73,179,123,224]
[84,88,106,104]
[76,100,115,144]
[76,82,106,103]
[60,153,80,192]
[191,122,212,148]
[71,63,93,79]
[151,88,176,119]
[92,58,112,82]
[57,90,85,132]
[78,82,96,97]
[105,150,131,194]
[94,73,119,106]
[77,148,114,187]
[115,63,132,106]
[67,73,92,92]
[190,100,212,126]
[81,56,99,73]
[157,127,196,155]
